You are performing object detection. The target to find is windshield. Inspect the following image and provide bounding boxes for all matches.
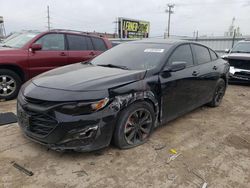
[2,32,40,48]
[91,43,171,70]
[231,42,250,53]
[1,33,22,44]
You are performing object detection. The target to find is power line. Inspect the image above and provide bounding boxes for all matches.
[165,4,175,38]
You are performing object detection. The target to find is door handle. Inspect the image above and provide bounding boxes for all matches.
[89,51,95,56]
[59,52,67,56]
[192,71,199,76]
[213,66,217,70]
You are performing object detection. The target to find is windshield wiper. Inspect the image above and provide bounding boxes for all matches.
[1,45,12,48]
[97,64,129,70]
[81,61,92,65]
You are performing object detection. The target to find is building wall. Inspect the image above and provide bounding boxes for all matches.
[184,36,249,54]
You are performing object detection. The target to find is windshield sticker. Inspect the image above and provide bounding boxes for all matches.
[144,48,164,53]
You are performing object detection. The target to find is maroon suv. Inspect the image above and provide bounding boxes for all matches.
[0,30,112,100]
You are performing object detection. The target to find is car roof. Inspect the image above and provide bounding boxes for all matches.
[128,39,218,53]
[130,38,195,45]
[45,29,105,39]
[238,40,250,43]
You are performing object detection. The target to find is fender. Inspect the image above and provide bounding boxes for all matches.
[109,91,160,127]
[0,63,27,81]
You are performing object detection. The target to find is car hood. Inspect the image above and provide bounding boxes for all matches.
[225,53,250,60]
[0,46,15,51]
[32,63,146,91]
[0,47,24,58]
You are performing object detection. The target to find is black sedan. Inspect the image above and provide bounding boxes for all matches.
[17,39,229,152]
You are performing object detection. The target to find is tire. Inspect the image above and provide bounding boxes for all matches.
[0,69,22,100]
[113,101,155,149]
[207,78,226,107]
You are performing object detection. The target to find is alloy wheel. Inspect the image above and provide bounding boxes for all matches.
[214,84,225,104]
[124,108,153,145]
[0,75,16,97]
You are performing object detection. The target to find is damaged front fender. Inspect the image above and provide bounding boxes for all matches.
[108,91,159,127]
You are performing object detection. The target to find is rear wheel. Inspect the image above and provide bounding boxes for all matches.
[208,78,226,107]
[0,69,22,100]
[113,101,155,149]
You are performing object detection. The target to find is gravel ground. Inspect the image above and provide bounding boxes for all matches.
[0,84,250,188]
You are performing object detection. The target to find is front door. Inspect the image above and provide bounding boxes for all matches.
[160,44,200,123]
[28,33,68,78]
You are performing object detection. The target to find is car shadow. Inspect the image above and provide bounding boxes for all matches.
[229,82,250,87]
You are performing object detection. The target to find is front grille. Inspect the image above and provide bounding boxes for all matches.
[26,108,58,137]
[63,138,94,147]
[229,59,250,70]
[234,72,250,80]
[24,97,59,107]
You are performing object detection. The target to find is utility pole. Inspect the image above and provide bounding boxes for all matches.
[113,17,118,38]
[0,16,6,39]
[196,30,199,41]
[47,5,51,30]
[165,4,175,38]
[232,29,236,48]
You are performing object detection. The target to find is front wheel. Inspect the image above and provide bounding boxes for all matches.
[113,101,155,149]
[0,69,22,100]
[208,78,226,107]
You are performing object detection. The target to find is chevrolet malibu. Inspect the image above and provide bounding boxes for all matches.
[17,39,229,152]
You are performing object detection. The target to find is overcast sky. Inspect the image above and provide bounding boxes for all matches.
[0,0,250,37]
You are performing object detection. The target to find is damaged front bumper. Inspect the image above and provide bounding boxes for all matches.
[17,86,159,152]
[17,93,119,152]
[229,66,250,82]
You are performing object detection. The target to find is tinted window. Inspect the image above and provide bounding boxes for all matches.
[67,34,88,50]
[35,34,65,50]
[210,49,218,61]
[168,44,194,67]
[192,45,211,64]
[92,37,107,51]
[86,37,94,50]
[92,43,171,70]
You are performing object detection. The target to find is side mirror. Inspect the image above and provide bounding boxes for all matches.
[30,43,42,51]
[224,49,230,53]
[164,61,187,72]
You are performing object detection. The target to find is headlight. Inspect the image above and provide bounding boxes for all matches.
[90,98,109,111]
[56,98,109,115]
[229,66,235,75]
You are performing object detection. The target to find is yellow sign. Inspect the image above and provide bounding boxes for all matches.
[119,18,150,39]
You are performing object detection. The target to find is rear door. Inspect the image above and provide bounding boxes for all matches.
[91,37,108,56]
[160,44,200,123]
[66,34,96,64]
[28,33,68,77]
[191,44,219,104]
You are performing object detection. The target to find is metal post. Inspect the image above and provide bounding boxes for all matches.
[166,4,174,38]
[167,8,171,37]
[232,29,236,48]
[47,6,51,30]
[196,30,199,41]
